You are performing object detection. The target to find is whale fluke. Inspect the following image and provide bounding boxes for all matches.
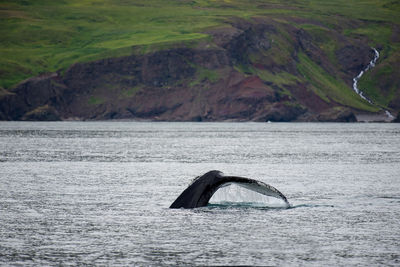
[170,170,290,209]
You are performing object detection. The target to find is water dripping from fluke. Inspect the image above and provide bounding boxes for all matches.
[169,170,290,209]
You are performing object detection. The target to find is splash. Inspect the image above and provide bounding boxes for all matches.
[352,48,394,119]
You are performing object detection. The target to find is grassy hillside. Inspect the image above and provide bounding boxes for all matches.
[1,0,399,113]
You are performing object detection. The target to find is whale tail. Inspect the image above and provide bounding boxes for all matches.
[170,170,289,209]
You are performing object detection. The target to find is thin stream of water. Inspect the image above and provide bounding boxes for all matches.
[352,48,394,119]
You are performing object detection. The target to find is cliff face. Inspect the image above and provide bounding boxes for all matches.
[0,18,390,122]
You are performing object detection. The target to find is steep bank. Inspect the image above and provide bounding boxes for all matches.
[1,16,399,121]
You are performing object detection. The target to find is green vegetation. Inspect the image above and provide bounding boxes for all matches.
[190,67,220,87]
[297,52,378,112]
[254,68,301,87]
[121,86,142,98]
[1,0,399,112]
[359,63,399,108]
[299,24,339,65]
[88,96,104,105]
[1,0,221,88]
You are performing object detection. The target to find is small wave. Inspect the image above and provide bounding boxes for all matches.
[205,202,335,210]
[288,204,335,209]
[376,196,400,200]
[207,201,289,210]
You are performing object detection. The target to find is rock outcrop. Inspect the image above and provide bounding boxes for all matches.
[393,112,400,123]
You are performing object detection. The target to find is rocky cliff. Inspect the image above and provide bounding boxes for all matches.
[1,18,397,122]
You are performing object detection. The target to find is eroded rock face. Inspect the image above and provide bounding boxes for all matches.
[0,73,67,120]
[21,105,60,121]
[393,112,400,123]
[0,19,381,122]
[224,23,274,64]
[336,45,376,77]
[317,107,357,122]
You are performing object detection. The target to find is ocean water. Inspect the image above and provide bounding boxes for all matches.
[0,121,399,266]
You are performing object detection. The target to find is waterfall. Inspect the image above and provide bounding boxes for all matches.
[352,48,378,104]
[352,48,394,119]
[385,110,395,119]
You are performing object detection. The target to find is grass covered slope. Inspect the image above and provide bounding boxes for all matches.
[1,0,400,119]
[0,0,218,88]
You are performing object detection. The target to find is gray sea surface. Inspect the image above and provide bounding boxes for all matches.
[0,121,399,266]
